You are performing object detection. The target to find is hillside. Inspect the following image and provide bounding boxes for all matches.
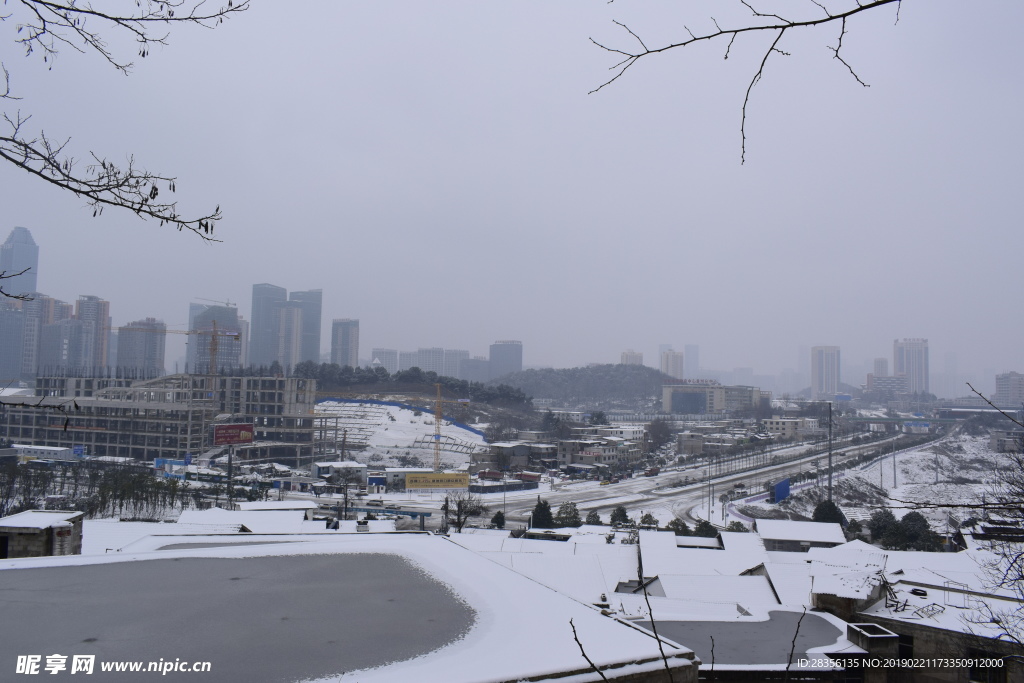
[493,364,670,410]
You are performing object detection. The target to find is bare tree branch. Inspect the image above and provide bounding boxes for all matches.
[0,1,249,237]
[589,0,901,162]
[0,268,34,300]
[569,618,608,681]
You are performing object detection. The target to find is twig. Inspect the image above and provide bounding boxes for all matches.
[637,535,674,682]
[569,618,608,681]
[784,607,808,681]
[968,382,1024,430]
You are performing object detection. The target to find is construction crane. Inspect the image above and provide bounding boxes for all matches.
[194,297,235,308]
[111,324,239,375]
[432,383,471,472]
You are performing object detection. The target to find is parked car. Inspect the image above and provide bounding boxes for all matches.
[366,499,384,507]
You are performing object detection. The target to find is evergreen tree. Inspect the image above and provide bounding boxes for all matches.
[610,505,630,525]
[531,498,555,529]
[585,510,602,526]
[554,501,583,528]
[868,509,898,541]
[694,520,719,538]
[590,410,609,426]
[667,517,691,536]
[812,500,846,526]
[491,510,505,530]
[639,512,659,528]
[725,521,749,533]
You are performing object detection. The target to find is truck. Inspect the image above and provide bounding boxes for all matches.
[645,467,660,477]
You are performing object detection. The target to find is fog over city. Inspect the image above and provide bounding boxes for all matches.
[2,1,1020,392]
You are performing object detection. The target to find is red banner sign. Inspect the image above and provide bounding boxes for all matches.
[213,423,254,446]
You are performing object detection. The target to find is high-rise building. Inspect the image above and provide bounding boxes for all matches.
[893,338,929,395]
[289,289,322,364]
[276,301,304,371]
[250,283,287,368]
[74,295,110,370]
[370,348,398,374]
[331,319,360,368]
[19,293,71,379]
[398,351,417,371]
[0,227,39,296]
[417,347,445,375]
[489,340,522,379]
[0,302,25,382]
[192,305,243,373]
[811,346,841,400]
[660,350,685,379]
[444,349,469,379]
[459,357,491,383]
[621,350,644,366]
[39,319,94,372]
[995,372,1024,407]
[684,344,700,379]
[116,318,166,378]
[873,358,888,377]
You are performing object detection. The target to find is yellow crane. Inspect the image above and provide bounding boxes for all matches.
[111,324,239,375]
[432,383,471,472]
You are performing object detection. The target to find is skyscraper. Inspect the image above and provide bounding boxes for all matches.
[444,349,469,379]
[0,302,25,382]
[116,318,166,378]
[0,226,39,296]
[489,340,522,379]
[811,346,840,400]
[289,289,322,364]
[684,344,700,379]
[74,295,110,370]
[893,338,929,395]
[250,283,287,368]
[660,349,685,379]
[417,347,444,375]
[276,301,304,370]
[192,305,242,373]
[331,319,359,368]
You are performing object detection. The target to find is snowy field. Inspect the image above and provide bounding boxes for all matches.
[738,434,1011,530]
[315,399,489,470]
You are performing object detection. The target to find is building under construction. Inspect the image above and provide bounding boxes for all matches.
[1,374,317,466]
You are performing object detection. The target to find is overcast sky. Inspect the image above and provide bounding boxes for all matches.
[2,1,1021,391]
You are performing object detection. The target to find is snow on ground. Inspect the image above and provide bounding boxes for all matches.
[737,434,1009,529]
[315,399,488,470]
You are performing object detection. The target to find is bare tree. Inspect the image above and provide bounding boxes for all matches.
[590,0,901,162]
[0,1,249,239]
[442,490,488,533]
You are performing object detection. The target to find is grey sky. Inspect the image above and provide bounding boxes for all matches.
[2,1,1021,389]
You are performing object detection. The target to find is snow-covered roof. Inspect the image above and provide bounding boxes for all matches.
[177,508,310,534]
[313,460,365,468]
[0,510,83,529]
[1,533,698,681]
[754,519,846,544]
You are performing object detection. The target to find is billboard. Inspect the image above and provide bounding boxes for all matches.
[213,423,254,446]
[406,473,470,490]
[771,478,791,504]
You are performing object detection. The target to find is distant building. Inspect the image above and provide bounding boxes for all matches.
[684,344,700,379]
[398,350,418,371]
[192,305,243,373]
[995,371,1024,407]
[74,295,110,370]
[417,347,444,375]
[621,350,643,366]
[116,318,166,378]
[0,226,39,296]
[370,347,398,374]
[276,301,304,371]
[660,350,685,379]
[489,340,522,379]
[662,380,766,415]
[249,283,287,368]
[893,338,929,394]
[444,349,469,379]
[459,357,490,383]
[289,289,322,364]
[810,346,840,400]
[331,319,360,368]
[0,303,24,383]
[873,357,888,377]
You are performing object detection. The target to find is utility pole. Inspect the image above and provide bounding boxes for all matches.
[827,402,833,503]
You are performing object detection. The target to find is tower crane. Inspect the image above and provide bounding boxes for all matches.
[432,383,471,472]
